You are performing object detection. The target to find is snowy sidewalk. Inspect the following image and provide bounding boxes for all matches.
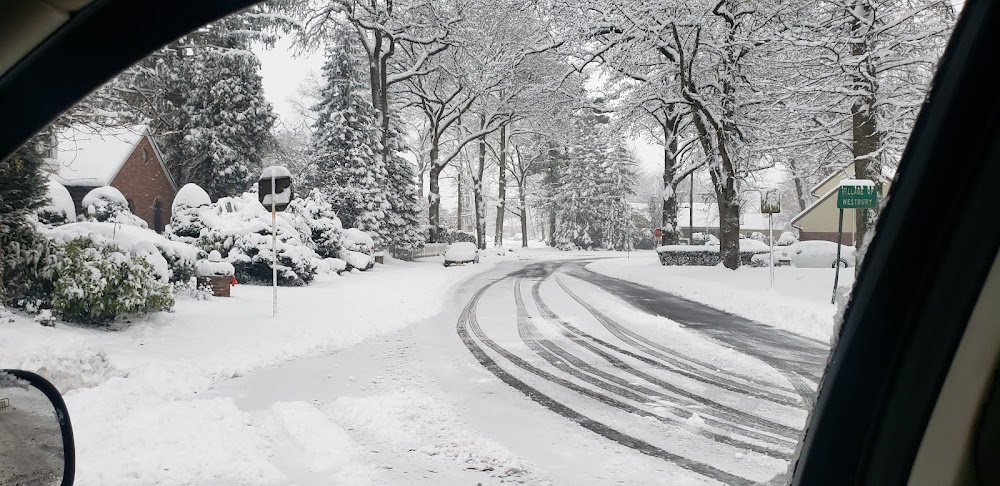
[587,254,853,342]
[0,259,495,485]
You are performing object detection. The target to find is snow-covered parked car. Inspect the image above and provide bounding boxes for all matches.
[783,240,855,268]
[444,242,479,266]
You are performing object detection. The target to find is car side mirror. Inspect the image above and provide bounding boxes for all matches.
[0,369,75,486]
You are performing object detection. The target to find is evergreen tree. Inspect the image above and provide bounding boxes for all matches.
[173,47,276,199]
[382,149,425,253]
[114,13,277,200]
[553,118,637,250]
[307,34,389,243]
[0,145,52,304]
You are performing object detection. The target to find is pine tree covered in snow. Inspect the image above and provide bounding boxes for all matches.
[553,118,637,251]
[0,146,52,304]
[381,129,424,253]
[307,34,389,244]
[114,13,277,200]
[171,39,276,199]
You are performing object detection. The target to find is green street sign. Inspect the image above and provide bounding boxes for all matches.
[837,180,878,209]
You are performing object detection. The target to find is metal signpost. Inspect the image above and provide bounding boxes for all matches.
[258,167,293,317]
[761,189,781,290]
[832,179,878,303]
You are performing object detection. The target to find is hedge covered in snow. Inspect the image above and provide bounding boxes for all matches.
[656,244,767,267]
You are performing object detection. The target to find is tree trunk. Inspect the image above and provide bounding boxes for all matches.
[474,118,487,249]
[787,159,809,212]
[660,112,680,245]
[428,163,443,243]
[494,124,507,247]
[428,132,442,242]
[520,188,528,248]
[718,190,741,270]
[850,3,884,250]
[456,171,463,231]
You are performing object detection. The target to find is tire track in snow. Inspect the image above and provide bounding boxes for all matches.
[551,273,802,406]
[455,271,755,486]
[524,278,801,445]
[513,278,798,454]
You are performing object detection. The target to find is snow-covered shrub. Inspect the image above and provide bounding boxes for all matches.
[166,183,212,242]
[50,237,173,324]
[778,231,798,246]
[343,227,375,254]
[37,179,76,226]
[315,257,347,275]
[191,193,316,286]
[229,230,317,285]
[46,222,197,283]
[750,231,766,241]
[342,250,375,271]
[287,189,344,259]
[656,246,762,267]
[81,186,147,228]
[1,224,58,309]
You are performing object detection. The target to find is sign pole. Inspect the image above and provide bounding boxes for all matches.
[832,208,844,305]
[769,212,774,290]
[271,173,277,317]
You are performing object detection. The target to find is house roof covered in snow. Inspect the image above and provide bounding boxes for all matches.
[47,124,174,189]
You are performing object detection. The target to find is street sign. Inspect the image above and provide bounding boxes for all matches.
[837,179,878,209]
[258,166,293,212]
[761,189,781,214]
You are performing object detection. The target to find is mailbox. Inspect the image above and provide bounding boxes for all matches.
[258,166,293,212]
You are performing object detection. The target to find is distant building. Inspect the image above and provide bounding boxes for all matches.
[675,201,771,239]
[42,125,177,232]
[790,162,891,244]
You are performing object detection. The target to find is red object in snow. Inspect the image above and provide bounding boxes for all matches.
[653,228,663,239]
[230,275,238,286]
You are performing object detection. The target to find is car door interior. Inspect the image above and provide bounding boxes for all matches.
[792,1,1000,484]
[0,0,261,161]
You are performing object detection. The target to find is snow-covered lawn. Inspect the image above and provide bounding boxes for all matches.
[587,253,854,342]
[0,258,496,485]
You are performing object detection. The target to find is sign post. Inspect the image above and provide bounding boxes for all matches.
[258,166,293,317]
[832,179,878,304]
[761,189,781,290]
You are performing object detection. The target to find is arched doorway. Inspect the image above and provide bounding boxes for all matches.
[152,197,164,233]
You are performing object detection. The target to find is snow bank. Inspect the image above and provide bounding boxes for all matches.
[332,390,530,478]
[0,259,497,485]
[42,178,76,221]
[268,401,373,482]
[588,255,846,342]
[172,183,211,213]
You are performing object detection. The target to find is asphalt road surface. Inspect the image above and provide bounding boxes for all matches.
[457,260,831,485]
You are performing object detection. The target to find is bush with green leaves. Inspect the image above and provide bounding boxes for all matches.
[50,238,173,324]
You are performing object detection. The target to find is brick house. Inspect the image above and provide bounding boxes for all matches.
[44,125,177,232]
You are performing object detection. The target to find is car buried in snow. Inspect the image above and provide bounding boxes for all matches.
[443,242,479,267]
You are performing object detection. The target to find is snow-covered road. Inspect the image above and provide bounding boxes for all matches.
[207,258,830,485]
